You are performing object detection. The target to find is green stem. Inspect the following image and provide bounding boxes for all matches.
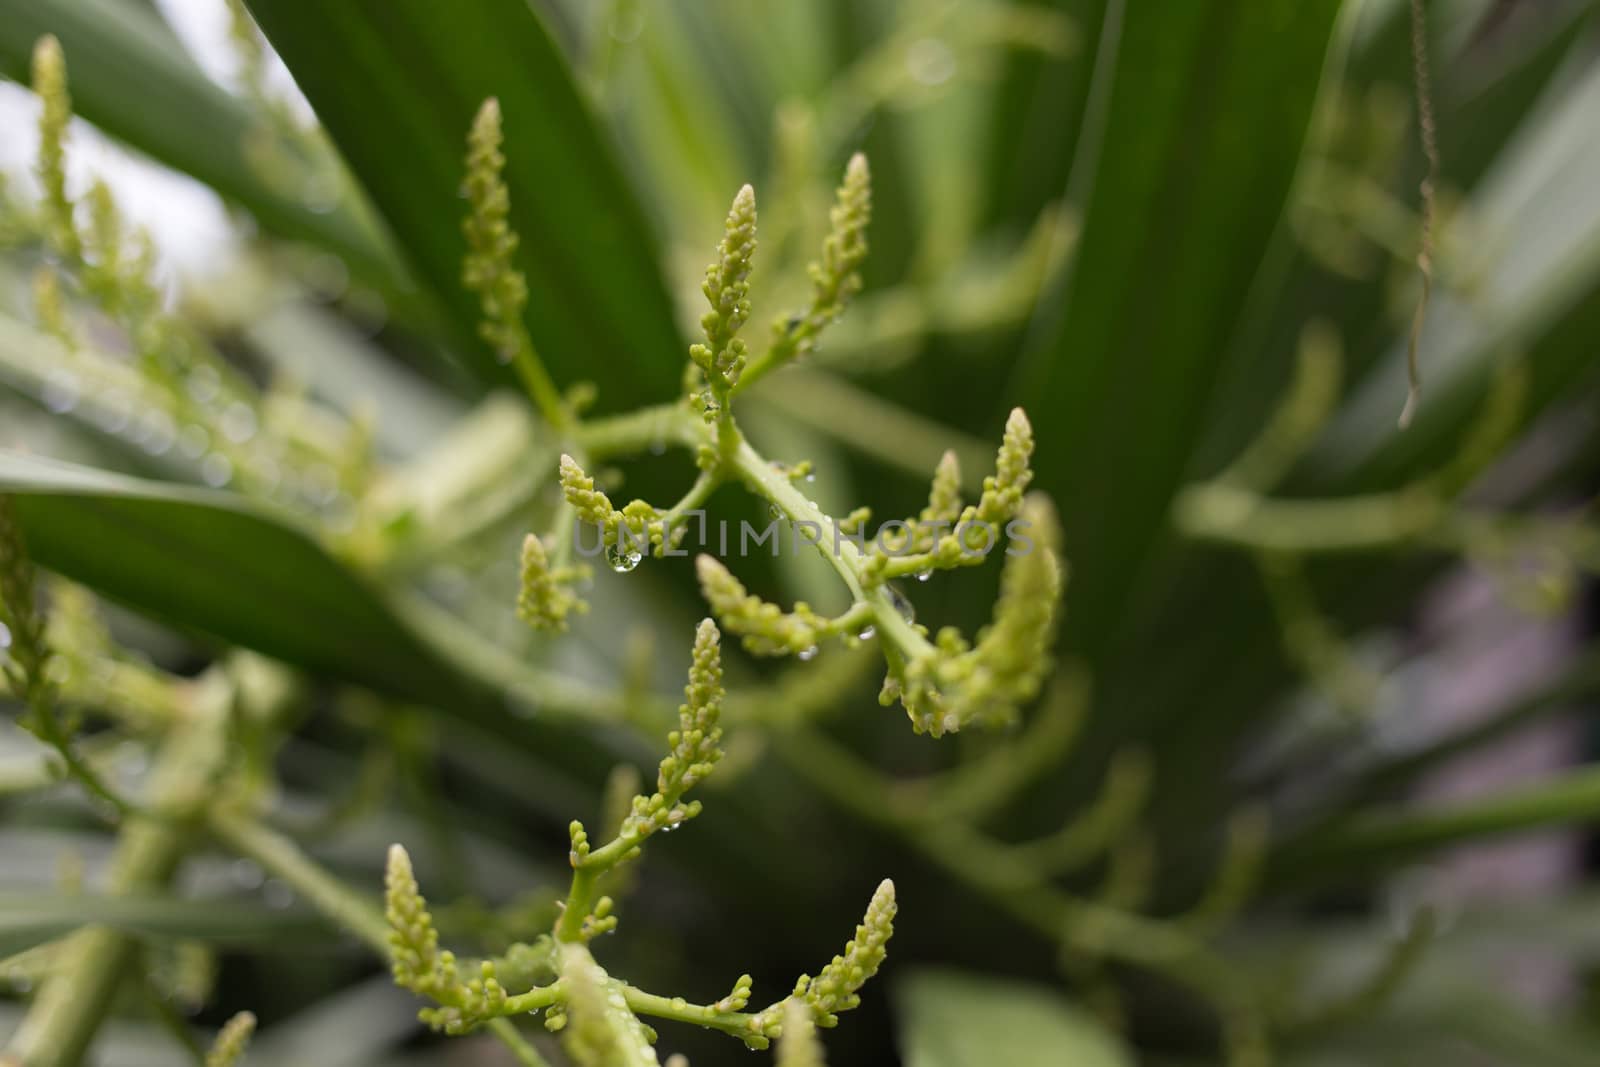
[208,808,389,953]
[6,674,234,1067]
[487,1019,554,1067]
[729,436,934,666]
[1173,483,1442,553]
[743,369,993,491]
[776,725,1266,1061]
[654,470,723,556]
[509,340,571,434]
[1277,763,1600,887]
[575,403,698,460]
[620,985,760,1039]
[555,862,603,943]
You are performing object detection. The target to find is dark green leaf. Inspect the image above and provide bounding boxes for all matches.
[1018,0,1343,659]
[244,0,686,408]
[0,450,461,705]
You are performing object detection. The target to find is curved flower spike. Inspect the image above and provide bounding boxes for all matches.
[972,407,1035,528]
[461,97,566,424]
[695,555,867,657]
[690,183,758,409]
[804,152,871,340]
[739,154,872,393]
[461,98,529,366]
[794,878,896,1028]
[898,492,1063,735]
[384,843,458,1002]
[559,454,620,533]
[622,618,725,840]
[863,409,1035,583]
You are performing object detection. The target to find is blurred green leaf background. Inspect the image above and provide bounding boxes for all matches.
[1,0,1599,1064]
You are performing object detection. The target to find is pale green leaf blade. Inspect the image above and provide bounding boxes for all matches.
[895,969,1135,1067]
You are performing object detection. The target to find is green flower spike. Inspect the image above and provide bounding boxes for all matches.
[204,1011,256,1067]
[32,35,78,258]
[462,97,566,425]
[803,152,872,340]
[560,620,726,942]
[622,617,725,841]
[739,153,873,393]
[864,409,1035,582]
[559,453,628,542]
[694,555,860,657]
[803,877,896,1026]
[690,184,757,433]
[972,407,1035,527]
[759,879,895,1032]
[518,532,590,631]
[906,449,963,556]
[384,843,458,1001]
[385,843,519,1034]
[778,996,826,1067]
[462,98,527,364]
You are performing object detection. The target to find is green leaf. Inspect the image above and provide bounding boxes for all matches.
[244,0,686,409]
[1017,0,1344,658]
[0,452,636,795]
[0,450,461,706]
[0,0,405,300]
[0,893,326,958]
[894,969,1134,1067]
[983,0,1108,232]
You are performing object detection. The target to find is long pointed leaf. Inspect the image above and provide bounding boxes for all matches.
[0,450,460,704]
[1018,0,1343,659]
[0,893,326,958]
[244,0,686,409]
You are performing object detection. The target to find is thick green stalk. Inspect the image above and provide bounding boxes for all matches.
[571,399,937,667]
[729,437,933,664]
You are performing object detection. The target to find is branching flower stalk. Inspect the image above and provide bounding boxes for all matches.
[461,96,1059,737]
[19,37,375,519]
[736,153,871,395]
[381,619,897,1057]
[777,713,1274,1067]
[1175,323,1592,709]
